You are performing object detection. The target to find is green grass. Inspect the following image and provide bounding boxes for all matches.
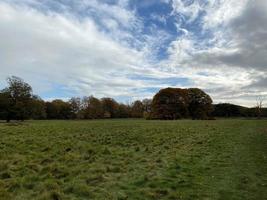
[0,119,267,200]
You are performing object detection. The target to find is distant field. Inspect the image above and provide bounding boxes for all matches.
[0,120,267,200]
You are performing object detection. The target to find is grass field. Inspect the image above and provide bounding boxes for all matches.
[0,120,267,200]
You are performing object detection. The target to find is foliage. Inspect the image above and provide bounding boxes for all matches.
[0,77,266,121]
[0,76,33,121]
[212,103,247,117]
[83,96,104,119]
[151,88,213,120]
[101,98,119,118]
[187,88,213,119]
[212,103,267,118]
[117,104,131,118]
[151,88,189,119]
[69,97,82,119]
[29,95,46,119]
[131,100,144,118]
[45,100,72,119]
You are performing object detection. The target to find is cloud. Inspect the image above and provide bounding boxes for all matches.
[165,0,267,106]
[203,0,249,28]
[191,0,267,71]
[171,0,203,22]
[0,0,266,106]
[0,1,154,100]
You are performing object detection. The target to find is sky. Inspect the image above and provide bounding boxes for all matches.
[0,0,266,106]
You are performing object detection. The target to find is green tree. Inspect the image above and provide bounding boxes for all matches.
[29,95,46,119]
[117,103,131,118]
[1,76,33,122]
[187,88,213,119]
[0,91,10,120]
[45,100,72,119]
[117,104,131,118]
[212,103,246,117]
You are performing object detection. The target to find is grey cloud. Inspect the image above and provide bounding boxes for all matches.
[243,77,267,89]
[0,0,266,107]
[192,0,267,72]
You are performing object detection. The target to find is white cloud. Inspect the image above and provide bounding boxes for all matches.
[164,0,267,106]
[0,0,267,107]
[0,2,148,97]
[203,0,249,28]
[171,0,203,22]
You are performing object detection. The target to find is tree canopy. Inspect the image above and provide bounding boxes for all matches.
[187,88,213,119]
[151,88,189,119]
[151,87,213,120]
[0,76,34,122]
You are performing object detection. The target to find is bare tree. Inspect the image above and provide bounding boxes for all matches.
[256,96,264,119]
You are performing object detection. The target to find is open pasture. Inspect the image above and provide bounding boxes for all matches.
[0,120,267,200]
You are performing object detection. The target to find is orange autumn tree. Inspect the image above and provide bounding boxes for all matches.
[150,87,213,120]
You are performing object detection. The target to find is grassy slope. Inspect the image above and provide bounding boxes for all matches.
[0,120,266,200]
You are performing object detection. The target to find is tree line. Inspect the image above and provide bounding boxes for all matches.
[0,76,266,122]
[212,103,267,118]
[0,76,150,121]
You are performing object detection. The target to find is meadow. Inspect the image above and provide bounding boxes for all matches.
[0,119,266,200]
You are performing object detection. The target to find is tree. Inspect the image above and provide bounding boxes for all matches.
[256,96,264,119]
[83,96,104,119]
[117,104,131,118]
[101,98,119,118]
[142,99,152,113]
[29,95,46,119]
[151,88,189,119]
[69,97,82,119]
[212,103,246,117]
[151,87,213,120]
[1,76,33,122]
[131,100,144,118]
[46,100,72,119]
[187,88,213,119]
[0,91,10,120]
[142,99,152,119]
